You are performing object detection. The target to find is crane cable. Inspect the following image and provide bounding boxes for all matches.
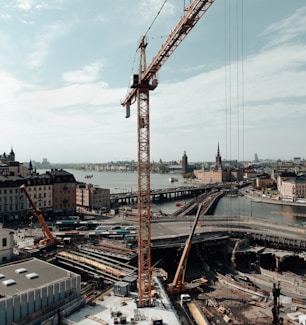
[125,0,169,98]
[144,0,169,39]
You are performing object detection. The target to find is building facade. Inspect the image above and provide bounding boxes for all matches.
[0,148,15,164]
[0,169,78,224]
[0,176,26,224]
[76,183,110,212]
[45,169,77,216]
[0,225,14,264]
[278,175,306,201]
[0,258,82,325]
[194,144,244,184]
[24,174,53,220]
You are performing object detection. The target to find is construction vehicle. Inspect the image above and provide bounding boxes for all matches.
[20,184,58,247]
[121,0,215,307]
[167,203,208,295]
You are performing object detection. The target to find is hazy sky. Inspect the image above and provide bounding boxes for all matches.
[1,1,305,164]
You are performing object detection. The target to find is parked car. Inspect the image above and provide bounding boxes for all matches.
[76,226,88,231]
[125,225,136,230]
[110,226,121,230]
[95,225,108,231]
[225,273,237,281]
[238,275,250,282]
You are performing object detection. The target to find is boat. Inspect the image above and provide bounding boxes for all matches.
[176,202,185,207]
[84,175,93,179]
[169,176,178,183]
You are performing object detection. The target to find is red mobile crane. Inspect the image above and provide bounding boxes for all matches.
[121,0,215,307]
[167,203,206,295]
[20,184,57,247]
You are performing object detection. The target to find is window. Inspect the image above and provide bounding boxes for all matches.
[2,238,7,247]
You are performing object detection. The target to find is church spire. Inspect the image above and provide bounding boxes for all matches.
[29,160,33,171]
[215,143,222,170]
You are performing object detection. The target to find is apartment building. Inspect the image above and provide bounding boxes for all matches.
[0,169,78,225]
[45,169,77,216]
[0,176,26,224]
[76,183,110,212]
[277,174,306,201]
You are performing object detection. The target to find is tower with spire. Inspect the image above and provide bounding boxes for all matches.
[215,143,222,170]
[0,146,15,164]
[182,151,188,174]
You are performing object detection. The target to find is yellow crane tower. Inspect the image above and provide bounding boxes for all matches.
[121,0,215,307]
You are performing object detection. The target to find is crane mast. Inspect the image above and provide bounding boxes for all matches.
[121,0,215,307]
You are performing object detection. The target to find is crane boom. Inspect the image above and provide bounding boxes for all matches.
[121,0,215,109]
[20,184,55,245]
[168,203,203,294]
[121,0,215,307]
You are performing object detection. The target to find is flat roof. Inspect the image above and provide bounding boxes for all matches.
[0,258,77,297]
[67,277,181,325]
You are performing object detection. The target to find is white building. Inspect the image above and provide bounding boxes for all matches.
[0,258,83,325]
[277,175,306,201]
[0,225,14,264]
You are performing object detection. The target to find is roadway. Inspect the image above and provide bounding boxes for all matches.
[149,215,306,249]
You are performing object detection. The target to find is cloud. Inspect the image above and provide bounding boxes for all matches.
[0,69,31,107]
[263,6,306,47]
[14,0,52,12]
[62,61,105,84]
[1,2,306,163]
[15,0,36,11]
[138,0,175,24]
[0,12,11,20]
[27,20,72,68]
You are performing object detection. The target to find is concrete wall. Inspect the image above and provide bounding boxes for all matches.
[2,275,81,325]
[0,226,14,264]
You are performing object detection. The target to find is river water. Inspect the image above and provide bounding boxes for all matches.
[40,169,306,225]
[214,196,306,226]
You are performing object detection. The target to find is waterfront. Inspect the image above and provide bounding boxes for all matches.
[61,169,184,193]
[214,195,306,226]
[40,169,306,225]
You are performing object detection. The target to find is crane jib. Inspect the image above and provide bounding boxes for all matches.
[121,0,215,108]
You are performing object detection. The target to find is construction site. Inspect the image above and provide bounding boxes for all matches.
[8,186,306,325]
[1,0,306,324]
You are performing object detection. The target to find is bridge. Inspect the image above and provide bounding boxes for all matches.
[110,187,306,251]
[150,215,306,250]
[110,183,238,206]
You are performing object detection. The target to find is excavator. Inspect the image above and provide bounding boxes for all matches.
[20,184,58,247]
[167,203,208,295]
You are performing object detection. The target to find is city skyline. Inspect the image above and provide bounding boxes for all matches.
[1,1,305,163]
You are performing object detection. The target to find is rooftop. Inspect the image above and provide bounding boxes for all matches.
[0,258,77,297]
[67,277,181,325]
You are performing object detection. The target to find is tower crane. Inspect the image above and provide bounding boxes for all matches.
[121,0,215,307]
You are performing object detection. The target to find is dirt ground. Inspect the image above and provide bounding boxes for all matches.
[195,280,293,325]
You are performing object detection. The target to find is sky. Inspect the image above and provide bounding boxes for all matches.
[0,0,306,164]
